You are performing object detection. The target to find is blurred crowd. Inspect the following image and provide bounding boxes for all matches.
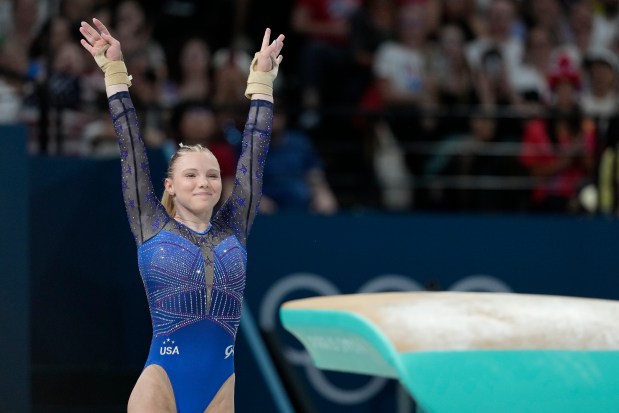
[1,0,618,215]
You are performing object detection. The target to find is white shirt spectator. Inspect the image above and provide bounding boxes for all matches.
[373,41,426,95]
[592,12,619,50]
[466,37,523,83]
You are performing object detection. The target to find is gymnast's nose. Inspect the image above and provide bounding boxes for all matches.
[198,175,209,189]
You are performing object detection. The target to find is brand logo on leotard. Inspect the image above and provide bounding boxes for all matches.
[224,345,234,359]
[160,338,180,355]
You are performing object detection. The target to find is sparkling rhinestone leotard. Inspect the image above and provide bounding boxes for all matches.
[109,91,272,412]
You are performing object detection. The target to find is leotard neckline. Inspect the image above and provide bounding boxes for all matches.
[174,219,212,235]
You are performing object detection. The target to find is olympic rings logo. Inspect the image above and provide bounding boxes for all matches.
[259,273,512,405]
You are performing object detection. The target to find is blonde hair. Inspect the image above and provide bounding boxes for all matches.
[162,143,215,216]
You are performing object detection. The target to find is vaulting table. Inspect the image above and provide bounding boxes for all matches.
[280,292,619,413]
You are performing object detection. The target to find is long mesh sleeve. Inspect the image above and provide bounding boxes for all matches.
[109,92,169,246]
[214,99,273,246]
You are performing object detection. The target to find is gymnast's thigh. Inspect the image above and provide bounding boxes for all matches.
[204,373,235,413]
[128,364,177,413]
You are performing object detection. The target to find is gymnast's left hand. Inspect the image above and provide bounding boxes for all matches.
[254,28,285,73]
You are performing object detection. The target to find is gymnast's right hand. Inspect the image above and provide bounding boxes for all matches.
[80,18,121,64]
[79,18,131,88]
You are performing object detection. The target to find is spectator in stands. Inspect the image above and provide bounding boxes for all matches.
[114,0,167,103]
[467,0,526,123]
[596,114,619,214]
[611,31,619,56]
[581,47,619,119]
[211,47,252,134]
[440,0,487,42]
[522,0,568,45]
[429,24,477,136]
[423,106,527,211]
[367,1,437,209]
[519,52,596,212]
[0,37,27,123]
[585,46,619,215]
[373,1,433,108]
[164,37,212,107]
[591,0,619,50]
[48,41,89,155]
[291,0,361,128]
[29,16,73,80]
[84,95,170,158]
[475,46,519,108]
[212,48,252,100]
[565,0,595,60]
[3,0,42,51]
[466,0,524,83]
[348,0,396,102]
[82,95,119,157]
[373,1,435,142]
[152,0,238,69]
[0,0,41,124]
[112,1,168,148]
[60,0,95,34]
[510,26,555,104]
[260,106,338,214]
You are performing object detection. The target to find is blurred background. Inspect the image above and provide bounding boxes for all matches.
[1,0,619,412]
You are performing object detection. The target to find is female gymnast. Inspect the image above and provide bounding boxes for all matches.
[79,18,284,413]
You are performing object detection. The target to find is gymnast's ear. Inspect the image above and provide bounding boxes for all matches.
[164,178,174,196]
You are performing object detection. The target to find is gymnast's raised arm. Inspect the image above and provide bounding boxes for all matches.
[79,18,169,246]
[213,29,285,246]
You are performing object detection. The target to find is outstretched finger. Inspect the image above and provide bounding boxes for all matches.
[273,34,285,54]
[263,34,284,55]
[93,18,110,36]
[79,27,95,46]
[80,21,100,44]
[80,38,95,55]
[261,28,271,51]
[80,20,96,33]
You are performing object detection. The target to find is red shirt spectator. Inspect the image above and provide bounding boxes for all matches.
[292,0,361,44]
[520,117,596,206]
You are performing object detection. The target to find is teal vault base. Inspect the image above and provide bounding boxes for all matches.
[281,307,619,413]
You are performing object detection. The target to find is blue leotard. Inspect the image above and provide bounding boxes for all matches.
[109,92,272,412]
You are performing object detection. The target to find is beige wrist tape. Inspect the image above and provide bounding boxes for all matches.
[95,44,132,88]
[245,52,278,99]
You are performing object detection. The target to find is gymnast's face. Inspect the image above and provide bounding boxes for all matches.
[165,152,222,217]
